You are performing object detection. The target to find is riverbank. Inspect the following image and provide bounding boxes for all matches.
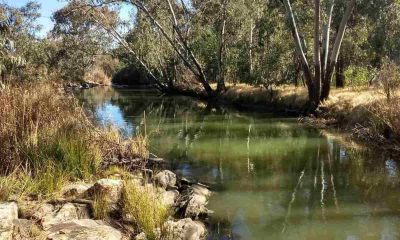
[0,82,211,239]
[218,84,400,155]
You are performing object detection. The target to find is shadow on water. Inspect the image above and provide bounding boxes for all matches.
[78,87,400,240]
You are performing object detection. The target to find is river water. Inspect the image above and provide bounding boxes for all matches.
[79,87,400,240]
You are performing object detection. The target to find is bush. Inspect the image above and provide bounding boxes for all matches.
[345,65,375,87]
[376,59,400,100]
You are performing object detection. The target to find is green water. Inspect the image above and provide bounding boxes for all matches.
[79,87,400,240]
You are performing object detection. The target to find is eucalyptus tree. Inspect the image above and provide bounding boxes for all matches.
[0,2,41,83]
[283,0,356,106]
[51,1,117,81]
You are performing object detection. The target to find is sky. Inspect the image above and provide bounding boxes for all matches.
[6,0,133,37]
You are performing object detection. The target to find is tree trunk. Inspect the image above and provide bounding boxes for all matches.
[283,0,315,104]
[217,0,228,93]
[313,0,321,104]
[335,54,345,88]
[320,0,355,101]
[249,20,254,75]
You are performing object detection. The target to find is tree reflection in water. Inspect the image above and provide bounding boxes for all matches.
[78,87,400,240]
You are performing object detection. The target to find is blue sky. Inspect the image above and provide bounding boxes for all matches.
[6,0,133,36]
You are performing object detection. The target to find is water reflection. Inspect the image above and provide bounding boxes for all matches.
[78,87,400,240]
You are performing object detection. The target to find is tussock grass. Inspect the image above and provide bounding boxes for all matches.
[122,181,168,239]
[0,82,147,200]
[318,88,400,151]
[93,191,112,220]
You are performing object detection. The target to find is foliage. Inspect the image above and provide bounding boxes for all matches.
[376,59,400,100]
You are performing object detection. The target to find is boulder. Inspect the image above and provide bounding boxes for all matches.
[0,202,18,240]
[46,219,122,240]
[134,232,147,240]
[154,170,176,189]
[88,179,123,204]
[176,184,211,219]
[74,204,91,219]
[161,190,179,207]
[11,219,42,240]
[61,183,92,199]
[42,203,78,230]
[164,218,206,240]
[31,203,55,219]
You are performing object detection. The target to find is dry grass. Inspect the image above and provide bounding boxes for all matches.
[221,83,309,109]
[84,66,112,86]
[320,88,400,151]
[0,82,148,200]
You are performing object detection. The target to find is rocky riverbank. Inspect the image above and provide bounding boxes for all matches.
[0,169,212,240]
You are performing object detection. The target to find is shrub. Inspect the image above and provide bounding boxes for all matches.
[345,65,375,87]
[376,59,400,100]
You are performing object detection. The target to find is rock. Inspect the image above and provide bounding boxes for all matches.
[0,202,18,240]
[32,203,54,220]
[154,170,176,189]
[177,184,211,219]
[62,183,92,199]
[12,219,42,240]
[42,203,78,230]
[161,190,179,207]
[88,179,123,204]
[74,204,91,219]
[164,218,206,240]
[46,219,122,240]
[135,232,147,240]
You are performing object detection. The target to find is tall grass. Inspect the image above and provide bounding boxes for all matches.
[122,181,168,240]
[0,82,146,200]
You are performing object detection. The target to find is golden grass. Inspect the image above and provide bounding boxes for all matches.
[84,66,112,86]
[220,83,309,109]
[0,82,149,200]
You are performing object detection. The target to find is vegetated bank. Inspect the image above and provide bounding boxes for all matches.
[0,82,211,240]
[210,83,400,156]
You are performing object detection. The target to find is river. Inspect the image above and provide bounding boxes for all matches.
[78,87,400,240]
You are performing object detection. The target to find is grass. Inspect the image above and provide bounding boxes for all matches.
[220,83,309,110]
[121,180,168,240]
[0,82,148,200]
[93,191,112,220]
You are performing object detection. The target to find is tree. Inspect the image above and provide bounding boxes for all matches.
[283,0,356,107]
[51,1,116,81]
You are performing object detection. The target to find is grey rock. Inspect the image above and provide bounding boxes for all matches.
[46,219,122,240]
[12,219,42,240]
[161,190,179,207]
[74,204,91,219]
[134,232,147,240]
[32,203,54,220]
[61,183,92,199]
[177,184,211,219]
[42,203,78,230]
[154,170,176,189]
[0,202,18,240]
[88,179,123,204]
[164,218,206,240]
